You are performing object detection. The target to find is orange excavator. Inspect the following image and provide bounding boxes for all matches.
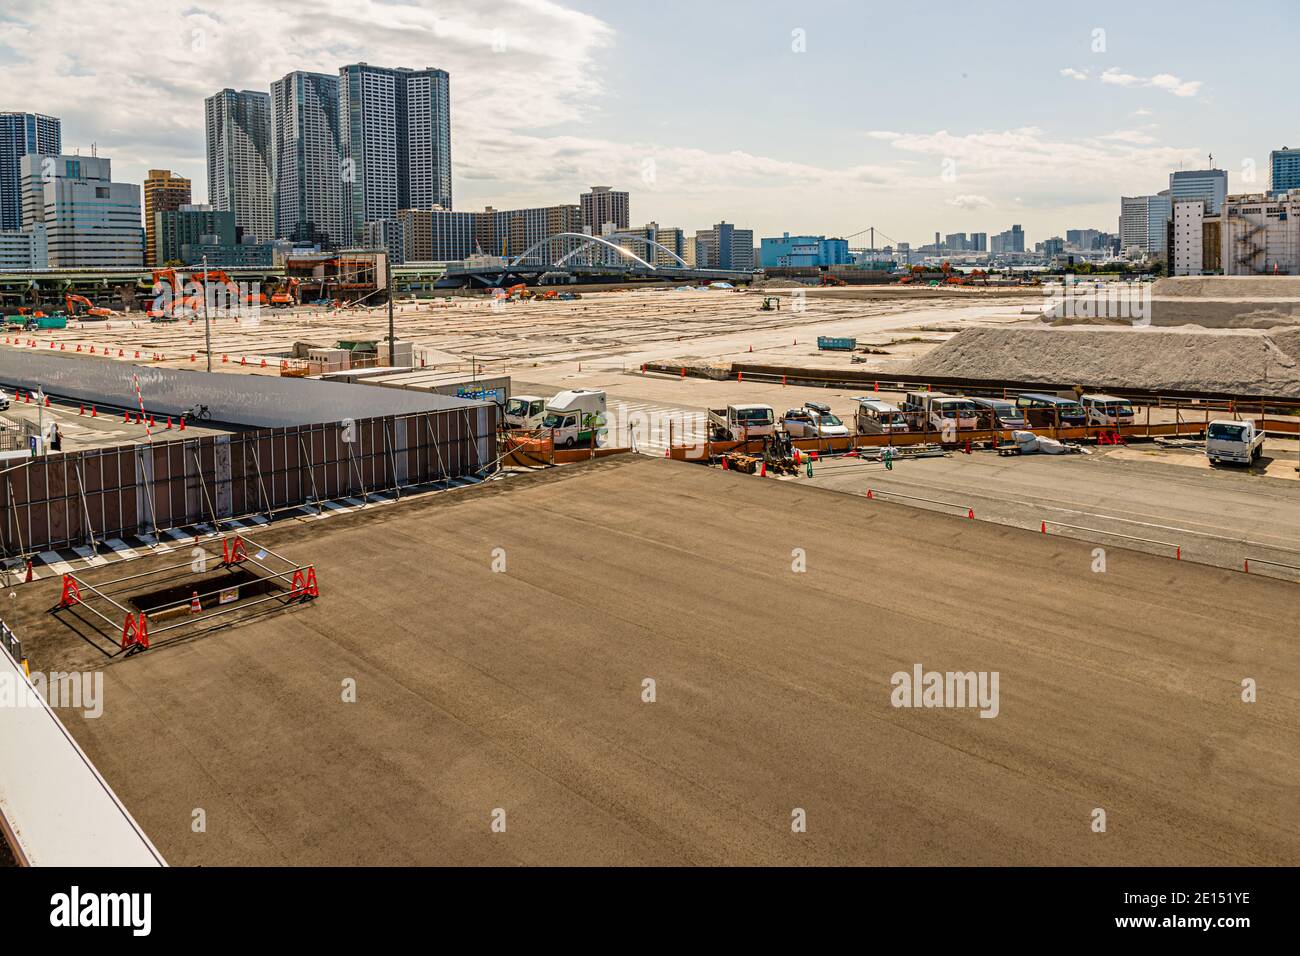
[66,294,114,319]
[270,277,301,308]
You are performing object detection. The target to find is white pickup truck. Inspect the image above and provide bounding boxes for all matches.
[708,404,775,441]
[1206,419,1265,465]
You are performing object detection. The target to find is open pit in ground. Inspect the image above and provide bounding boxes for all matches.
[905,326,1300,397]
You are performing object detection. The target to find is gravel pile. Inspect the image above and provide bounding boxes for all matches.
[1153,275,1300,299]
[906,326,1300,397]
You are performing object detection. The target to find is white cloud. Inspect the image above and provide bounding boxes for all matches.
[1100,68,1143,88]
[947,194,993,210]
[1149,73,1202,98]
[1099,130,1158,145]
[1100,67,1202,98]
[1060,68,1089,81]
[870,126,1203,204]
[0,0,619,203]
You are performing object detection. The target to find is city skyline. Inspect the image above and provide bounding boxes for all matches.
[1,0,1297,244]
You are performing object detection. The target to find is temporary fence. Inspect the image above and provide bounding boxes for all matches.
[1,405,497,557]
[54,532,317,654]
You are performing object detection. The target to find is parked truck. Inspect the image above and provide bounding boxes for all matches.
[903,391,980,432]
[504,394,547,430]
[708,403,776,441]
[542,389,608,448]
[1206,419,1265,465]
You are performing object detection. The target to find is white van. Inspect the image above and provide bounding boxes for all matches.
[854,398,910,435]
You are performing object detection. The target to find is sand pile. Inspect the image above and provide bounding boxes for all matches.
[906,326,1300,397]
[1152,275,1300,299]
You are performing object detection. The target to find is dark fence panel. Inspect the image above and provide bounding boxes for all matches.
[0,406,496,557]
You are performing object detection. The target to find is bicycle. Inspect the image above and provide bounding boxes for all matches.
[183,403,212,423]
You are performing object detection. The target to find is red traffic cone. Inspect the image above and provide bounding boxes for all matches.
[178,418,186,431]
[24,559,34,582]
[165,417,173,430]
[1040,520,1046,533]
[43,395,49,407]
[190,591,201,614]
[148,415,155,427]
[79,404,84,416]
[866,489,873,499]
[759,461,767,477]
[720,456,729,470]
[967,508,975,520]
[91,405,97,418]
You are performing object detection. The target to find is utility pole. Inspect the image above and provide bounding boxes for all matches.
[386,249,395,367]
[201,254,212,372]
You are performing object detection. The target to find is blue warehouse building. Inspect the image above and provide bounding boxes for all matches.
[760,233,852,268]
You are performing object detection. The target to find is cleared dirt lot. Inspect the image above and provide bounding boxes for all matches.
[24,456,1300,866]
[22,286,1041,381]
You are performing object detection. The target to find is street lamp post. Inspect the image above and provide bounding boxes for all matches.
[202,254,212,372]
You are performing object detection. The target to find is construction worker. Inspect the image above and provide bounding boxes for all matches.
[883,445,895,471]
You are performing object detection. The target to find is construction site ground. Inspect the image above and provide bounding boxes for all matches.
[17,287,1046,382]
[19,455,1299,866]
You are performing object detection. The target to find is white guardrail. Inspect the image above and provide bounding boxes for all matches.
[0,623,166,866]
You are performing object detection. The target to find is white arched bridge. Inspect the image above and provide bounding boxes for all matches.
[439,232,753,289]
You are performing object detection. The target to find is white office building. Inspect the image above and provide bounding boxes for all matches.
[205,89,274,244]
[1172,200,1206,276]
[0,222,47,270]
[1219,192,1300,275]
[1119,193,1171,258]
[20,154,143,268]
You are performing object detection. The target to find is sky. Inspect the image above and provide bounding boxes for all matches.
[0,0,1296,248]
